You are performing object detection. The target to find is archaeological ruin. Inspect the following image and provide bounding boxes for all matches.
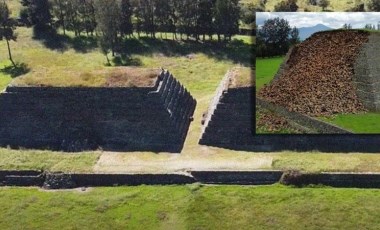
[0,69,196,153]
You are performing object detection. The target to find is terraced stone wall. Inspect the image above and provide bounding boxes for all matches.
[0,70,196,153]
[199,71,254,150]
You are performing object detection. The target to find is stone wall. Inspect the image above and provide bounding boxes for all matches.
[3,170,380,189]
[0,70,196,153]
[353,33,380,111]
[256,98,352,134]
[199,71,254,149]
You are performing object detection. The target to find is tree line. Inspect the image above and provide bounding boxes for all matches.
[20,0,242,41]
[18,0,245,61]
[256,17,300,58]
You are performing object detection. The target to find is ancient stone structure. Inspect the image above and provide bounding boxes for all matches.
[256,98,352,134]
[199,69,253,150]
[353,33,380,111]
[0,70,196,153]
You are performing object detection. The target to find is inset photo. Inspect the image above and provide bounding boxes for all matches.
[255,12,380,134]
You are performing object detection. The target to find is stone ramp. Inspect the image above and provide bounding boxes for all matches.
[0,70,196,153]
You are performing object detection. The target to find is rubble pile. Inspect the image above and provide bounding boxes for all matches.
[259,30,370,116]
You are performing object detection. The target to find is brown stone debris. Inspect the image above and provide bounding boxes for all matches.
[259,30,370,116]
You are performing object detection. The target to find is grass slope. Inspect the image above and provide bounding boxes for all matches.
[320,113,380,134]
[255,57,284,91]
[2,185,380,229]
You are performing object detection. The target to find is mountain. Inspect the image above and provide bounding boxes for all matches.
[298,24,333,40]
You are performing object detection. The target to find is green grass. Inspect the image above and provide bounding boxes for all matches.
[255,56,284,91]
[0,148,100,172]
[271,152,380,173]
[2,185,380,229]
[0,61,14,90]
[319,113,380,134]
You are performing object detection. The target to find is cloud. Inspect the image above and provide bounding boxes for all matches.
[256,12,380,29]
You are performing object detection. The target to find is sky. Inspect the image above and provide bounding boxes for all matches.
[256,12,380,29]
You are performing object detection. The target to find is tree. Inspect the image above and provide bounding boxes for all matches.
[257,17,292,57]
[94,0,120,61]
[154,0,171,39]
[274,0,298,12]
[214,0,240,42]
[21,0,52,29]
[119,0,133,37]
[241,3,256,25]
[176,0,197,40]
[289,26,300,45]
[342,23,352,29]
[369,0,380,11]
[0,1,17,67]
[309,0,317,6]
[137,0,156,38]
[318,0,329,11]
[364,24,373,30]
[196,0,214,41]
[51,0,69,34]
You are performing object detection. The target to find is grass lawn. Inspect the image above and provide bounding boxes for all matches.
[0,61,14,90]
[0,148,100,172]
[319,113,380,134]
[271,152,380,173]
[2,185,380,229]
[255,56,284,91]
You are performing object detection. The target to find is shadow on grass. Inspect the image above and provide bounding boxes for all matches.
[116,36,253,66]
[0,63,30,78]
[32,27,252,65]
[112,55,142,66]
[32,27,98,53]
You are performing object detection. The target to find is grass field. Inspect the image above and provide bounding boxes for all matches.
[255,57,284,90]
[320,113,380,134]
[2,185,380,229]
[0,148,100,172]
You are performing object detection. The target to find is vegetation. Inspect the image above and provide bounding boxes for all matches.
[229,66,252,88]
[256,17,300,58]
[319,113,380,134]
[271,152,380,172]
[274,0,299,11]
[0,1,17,67]
[255,56,284,90]
[249,0,373,12]
[3,185,380,229]
[0,148,100,172]
[368,0,380,11]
